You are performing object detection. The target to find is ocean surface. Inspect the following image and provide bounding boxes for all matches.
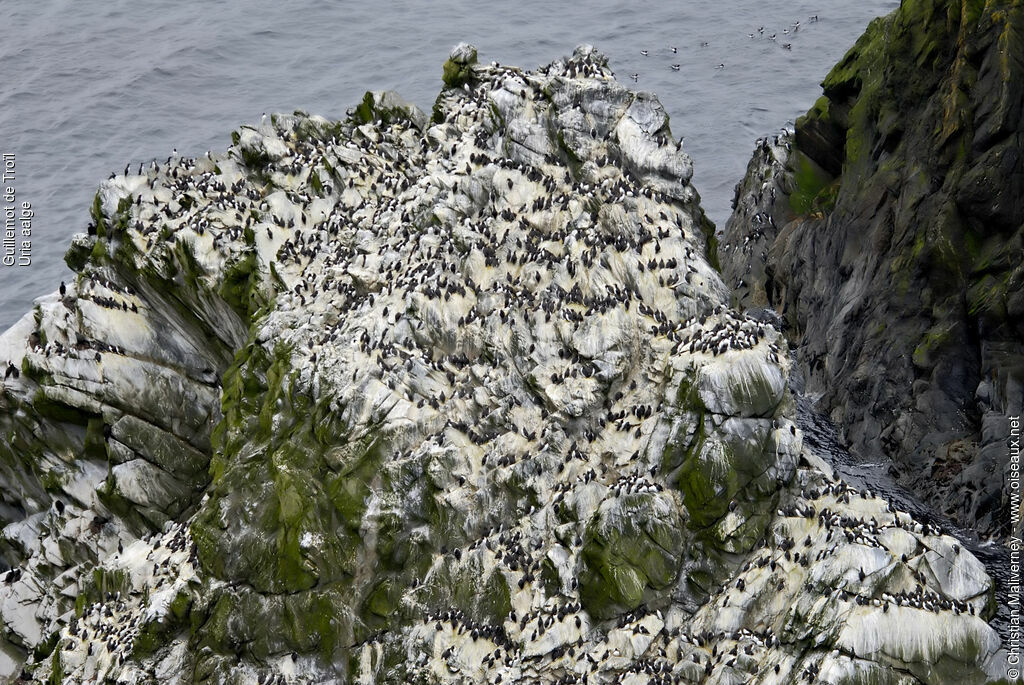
[0,0,898,330]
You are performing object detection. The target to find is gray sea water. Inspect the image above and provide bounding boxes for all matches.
[0,0,898,330]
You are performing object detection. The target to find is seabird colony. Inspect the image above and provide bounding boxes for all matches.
[1,44,1002,683]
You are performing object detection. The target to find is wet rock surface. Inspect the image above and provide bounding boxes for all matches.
[0,42,1008,683]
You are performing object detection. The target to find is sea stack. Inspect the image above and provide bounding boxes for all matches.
[0,38,1008,683]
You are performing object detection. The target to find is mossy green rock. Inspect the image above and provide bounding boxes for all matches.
[580,493,683,618]
[353,90,428,131]
[441,42,477,89]
[191,342,370,594]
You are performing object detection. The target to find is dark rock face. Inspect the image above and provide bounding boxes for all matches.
[720,0,1024,538]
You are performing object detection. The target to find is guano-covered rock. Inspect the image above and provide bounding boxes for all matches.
[0,42,1007,684]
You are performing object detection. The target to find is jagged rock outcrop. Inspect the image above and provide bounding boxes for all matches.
[721,0,1024,539]
[0,43,1007,683]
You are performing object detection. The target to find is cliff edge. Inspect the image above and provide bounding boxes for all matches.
[721,0,1024,540]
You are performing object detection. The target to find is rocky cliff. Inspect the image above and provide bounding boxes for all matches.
[0,43,1008,683]
[721,0,1024,540]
